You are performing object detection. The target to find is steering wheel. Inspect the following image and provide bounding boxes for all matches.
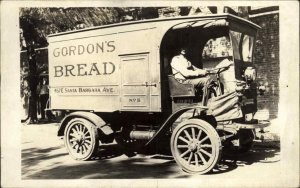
[206,63,233,75]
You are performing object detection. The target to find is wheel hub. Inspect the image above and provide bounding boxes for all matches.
[75,133,85,145]
[188,140,198,152]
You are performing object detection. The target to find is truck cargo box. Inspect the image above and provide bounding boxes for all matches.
[48,20,166,112]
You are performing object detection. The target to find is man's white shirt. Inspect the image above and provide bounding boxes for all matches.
[171,54,199,80]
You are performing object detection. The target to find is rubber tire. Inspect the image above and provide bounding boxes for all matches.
[170,119,222,174]
[64,118,99,161]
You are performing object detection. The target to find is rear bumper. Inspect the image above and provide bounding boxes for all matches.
[217,120,270,130]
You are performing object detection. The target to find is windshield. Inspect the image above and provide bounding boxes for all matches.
[201,35,236,93]
[202,36,232,60]
[229,30,254,63]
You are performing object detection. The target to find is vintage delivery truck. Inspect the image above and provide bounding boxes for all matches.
[48,13,269,174]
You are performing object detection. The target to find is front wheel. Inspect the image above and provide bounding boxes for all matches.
[64,118,99,160]
[171,119,221,174]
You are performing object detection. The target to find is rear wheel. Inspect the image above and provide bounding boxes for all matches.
[64,118,99,160]
[171,119,221,174]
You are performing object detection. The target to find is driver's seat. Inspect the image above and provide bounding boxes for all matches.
[168,75,195,98]
[168,75,217,106]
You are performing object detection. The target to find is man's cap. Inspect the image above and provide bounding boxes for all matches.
[180,47,188,55]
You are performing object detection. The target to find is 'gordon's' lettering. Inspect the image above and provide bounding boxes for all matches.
[87,44,94,54]
[52,41,115,57]
[78,45,85,55]
[53,48,60,57]
[61,47,68,56]
[107,41,115,52]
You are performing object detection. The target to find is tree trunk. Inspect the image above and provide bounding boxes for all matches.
[20,15,41,124]
[26,41,38,123]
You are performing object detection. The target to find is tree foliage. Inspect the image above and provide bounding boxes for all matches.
[19,6,227,122]
[19,7,169,49]
[19,7,166,122]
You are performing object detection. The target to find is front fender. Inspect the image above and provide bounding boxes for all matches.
[57,111,113,136]
[145,105,208,147]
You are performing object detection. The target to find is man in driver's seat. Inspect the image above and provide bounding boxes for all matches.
[171,48,212,102]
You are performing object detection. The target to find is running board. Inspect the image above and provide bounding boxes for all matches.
[216,120,270,130]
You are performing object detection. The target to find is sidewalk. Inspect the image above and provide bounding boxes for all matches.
[254,118,280,148]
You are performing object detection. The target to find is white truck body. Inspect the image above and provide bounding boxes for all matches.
[48,20,167,112]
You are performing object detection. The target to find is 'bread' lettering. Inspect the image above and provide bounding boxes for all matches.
[54,62,115,77]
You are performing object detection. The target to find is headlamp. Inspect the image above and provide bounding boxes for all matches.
[244,67,256,81]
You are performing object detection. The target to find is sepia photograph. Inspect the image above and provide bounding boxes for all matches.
[1,1,299,188]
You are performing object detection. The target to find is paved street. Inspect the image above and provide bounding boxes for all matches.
[22,122,281,180]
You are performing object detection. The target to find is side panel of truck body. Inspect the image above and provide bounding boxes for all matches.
[48,21,173,112]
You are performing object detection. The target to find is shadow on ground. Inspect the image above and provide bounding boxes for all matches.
[209,145,280,175]
[22,143,182,179]
[22,142,280,179]
[22,146,68,173]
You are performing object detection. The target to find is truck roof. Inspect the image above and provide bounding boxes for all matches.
[48,13,261,38]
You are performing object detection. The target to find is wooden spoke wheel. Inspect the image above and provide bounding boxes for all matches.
[171,119,221,174]
[64,118,99,160]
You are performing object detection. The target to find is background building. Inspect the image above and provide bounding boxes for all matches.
[250,6,279,119]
